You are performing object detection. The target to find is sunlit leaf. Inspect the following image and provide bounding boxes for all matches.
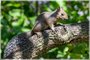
[21,28,30,32]
[48,47,58,53]
[63,47,69,55]
[57,51,64,58]
[9,9,21,17]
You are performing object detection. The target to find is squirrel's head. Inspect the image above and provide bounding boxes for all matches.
[56,7,68,20]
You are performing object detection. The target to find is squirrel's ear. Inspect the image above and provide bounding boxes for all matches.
[56,7,64,12]
[56,7,60,13]
[60,7,63,11]
[57,7,60,10]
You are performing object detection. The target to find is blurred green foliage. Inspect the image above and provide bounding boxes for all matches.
[1,1,89,59]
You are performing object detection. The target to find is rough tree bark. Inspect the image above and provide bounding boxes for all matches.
[4,21,89,59]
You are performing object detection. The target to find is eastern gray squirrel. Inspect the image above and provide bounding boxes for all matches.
[31,7,68,36]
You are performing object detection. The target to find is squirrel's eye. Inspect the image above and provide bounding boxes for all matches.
[61,14,64,16]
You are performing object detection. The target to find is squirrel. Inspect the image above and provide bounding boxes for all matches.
[30,7,68,36]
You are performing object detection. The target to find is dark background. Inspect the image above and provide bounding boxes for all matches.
[1,1,89,59]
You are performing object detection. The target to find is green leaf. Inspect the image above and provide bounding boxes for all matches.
[57,51,64,58]
[21,28,30,32]
[63,47,69,55]
[48,48,58,53]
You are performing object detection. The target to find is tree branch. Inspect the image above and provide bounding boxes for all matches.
[4,21,89,59]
